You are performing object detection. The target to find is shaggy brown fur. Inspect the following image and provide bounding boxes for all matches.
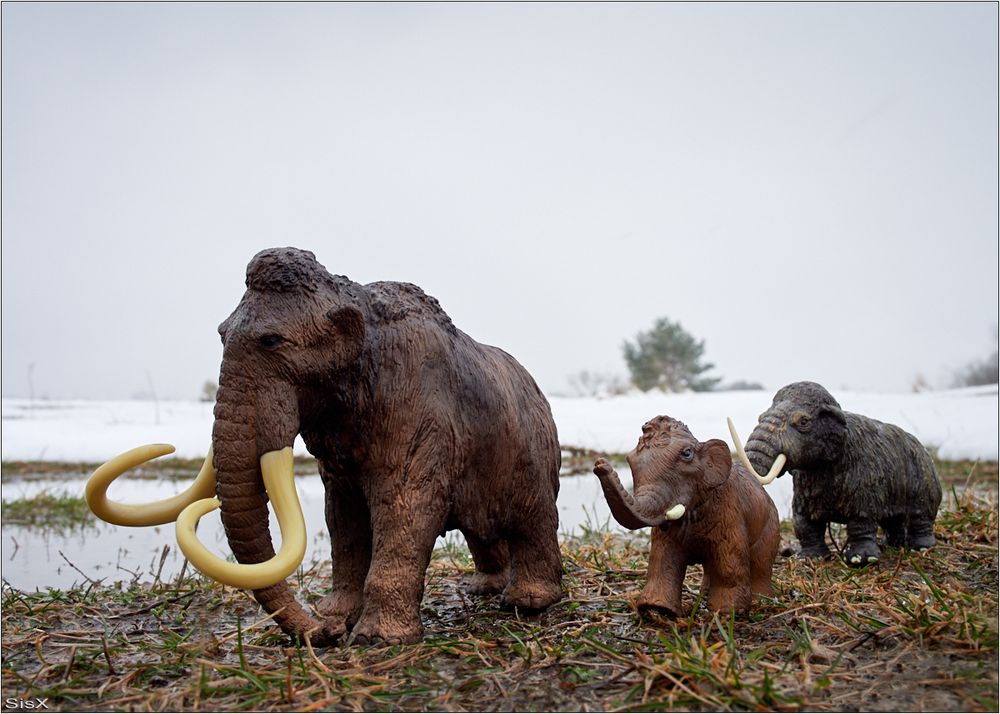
[214,247,562,645]
[595,416,780,617]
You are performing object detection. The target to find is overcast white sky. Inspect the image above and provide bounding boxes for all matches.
[2,3,997,401]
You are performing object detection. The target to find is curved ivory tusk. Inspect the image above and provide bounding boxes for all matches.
[664,504,685,520]
[726,417,787,486]
[176,447,306,590]
[85,444,216,526]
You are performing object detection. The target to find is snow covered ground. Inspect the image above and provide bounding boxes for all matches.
[2,384,996,463]
[1,386,995,590]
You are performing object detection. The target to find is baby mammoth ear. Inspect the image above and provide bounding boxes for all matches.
[700,438,733,488]
[325,305,366,365]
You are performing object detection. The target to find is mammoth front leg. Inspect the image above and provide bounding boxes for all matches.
[843,519,881,567]
[317,466,372,640]
[637,527,686,618]
[702,534,753,614]
[349,458,450,645]
[793,510,831,559]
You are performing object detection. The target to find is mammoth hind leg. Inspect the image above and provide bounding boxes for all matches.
[906,515,936,551]
[749,532,779,596]
[880,515,907,548]
[794,513,832,559]
[500,518,563,612]
[317,466,372,639]
[464,534,510,596]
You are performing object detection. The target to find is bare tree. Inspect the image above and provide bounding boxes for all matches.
[951,326,999,388]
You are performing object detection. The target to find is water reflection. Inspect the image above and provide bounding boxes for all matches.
[2,469,792,591]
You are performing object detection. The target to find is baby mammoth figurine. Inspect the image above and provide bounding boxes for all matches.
[728,381,942,567]
[594,416,780,618]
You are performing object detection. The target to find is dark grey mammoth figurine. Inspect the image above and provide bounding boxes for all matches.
[728,381,942,567]
[594,416,780,617]
[86,247,563,645]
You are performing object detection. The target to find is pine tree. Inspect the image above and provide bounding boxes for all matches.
[622,317,721,393]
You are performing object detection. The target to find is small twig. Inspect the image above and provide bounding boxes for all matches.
[174,558,189,587]
[153,544,170,586]
[101,634,117,675]
[62,645,77,682]
[34,634,50,666]
[58,550,100,586]
[825,523,846,559]
[286,648,295,702]
[304,630,330,673]
[110,591,197,618]
[116,562,141,583]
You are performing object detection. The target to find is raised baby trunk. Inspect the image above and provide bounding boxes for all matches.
[593,457,682,530]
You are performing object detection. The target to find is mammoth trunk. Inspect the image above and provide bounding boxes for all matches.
[211,373,329,643]
[595,467,670,530]
[744,430,782,477]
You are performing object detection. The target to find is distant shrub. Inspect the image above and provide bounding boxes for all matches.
[721,380,765,391]
[951,327,998,388]
[566,370,630,398]
[622,317,721,393]
[200,380,218,402]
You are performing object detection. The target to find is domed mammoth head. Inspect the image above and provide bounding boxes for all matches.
[594,417,733,530]
[85,248,368,593]
[727,381,848,485]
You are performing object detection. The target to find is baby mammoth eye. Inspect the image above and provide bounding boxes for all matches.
[680,447,695,461]
[259,334,284,351]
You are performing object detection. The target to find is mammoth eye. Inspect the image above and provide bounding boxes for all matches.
[680,447,695,461]
[793,414,812,431]
[259,334,284,350]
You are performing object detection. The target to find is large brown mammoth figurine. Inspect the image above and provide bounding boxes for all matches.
[594,416,780,617]
[86,247,563,645]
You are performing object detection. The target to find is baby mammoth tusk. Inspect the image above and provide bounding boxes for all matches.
[176,447,306,590]
[726,418,787,486]
[664,504,685,520]
[85,444,216,527]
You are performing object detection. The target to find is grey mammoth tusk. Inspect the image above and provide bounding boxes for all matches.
[726,418,786,486]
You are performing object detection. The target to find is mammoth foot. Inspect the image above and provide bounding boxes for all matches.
[637,586,682,620]
[844,539,881,567]
[908,533,936,551]
[907,518,937,551]
[500,580,562,612]
[315,592,362,638]
[637,600,681,621]
[348,617,423,646]
[796,544,833,560]
[283,619,347,648]
[465,570,508,597]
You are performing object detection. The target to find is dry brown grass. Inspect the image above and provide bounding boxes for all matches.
[2,462,997,712]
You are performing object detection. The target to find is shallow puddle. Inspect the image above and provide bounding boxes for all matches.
[1,470,792,591]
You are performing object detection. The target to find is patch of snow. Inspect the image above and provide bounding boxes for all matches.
[1,385,996,463]
[550,384,998,462]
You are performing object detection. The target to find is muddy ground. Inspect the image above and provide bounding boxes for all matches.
[1,459,997,712]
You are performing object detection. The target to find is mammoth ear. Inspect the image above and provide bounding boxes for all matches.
[820,403,847,426]
[700,439,733,488]
[816,403,848,459]
[325,306,365,365]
